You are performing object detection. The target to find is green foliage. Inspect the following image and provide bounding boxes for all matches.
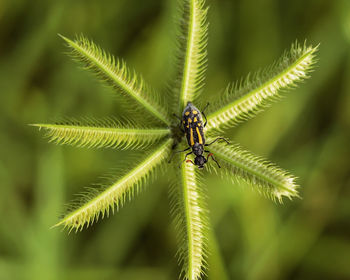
[31,119,169,149]
[30,0,319,279]
[206,42,318,132]
[55,139,172,232]
[175,0,209,111]
[170,163,209,280]
[59,34,170,125]
[208,141,298,202]
[2,0,350,279]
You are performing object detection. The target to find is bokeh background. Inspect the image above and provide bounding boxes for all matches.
[1,0,349,279]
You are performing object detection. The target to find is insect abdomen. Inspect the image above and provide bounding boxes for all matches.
[182,103,205,147]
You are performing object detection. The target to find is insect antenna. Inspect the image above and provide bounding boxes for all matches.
[205,137,230,147]
[201,102,209,127]
[168,147,191,163]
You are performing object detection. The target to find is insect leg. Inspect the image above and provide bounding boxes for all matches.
[178,151,193,168]
[207,153,221,168]
[168,147,191,163]
[183,151,193,162]
[201,102,209,127]
[205,137,230,146]
[201,102,210,113]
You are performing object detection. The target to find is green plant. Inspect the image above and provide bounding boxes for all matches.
[32,0,318,279]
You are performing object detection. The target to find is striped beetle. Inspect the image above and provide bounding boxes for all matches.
[170,102,229,169]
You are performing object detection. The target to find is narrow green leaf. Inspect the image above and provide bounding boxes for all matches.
[208,142,299,202]
[207,42,319,131]
[59,34,170,125]
[170,161,208,280]
[31,120,169,150]
[54,139,172,231]
[176,0,208,112]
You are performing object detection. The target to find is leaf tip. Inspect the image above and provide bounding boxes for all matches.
[274,176,300,203]
[50,220,64,230]
[57,33,68,41]
[29,123,43,130]
[58,33,76,48]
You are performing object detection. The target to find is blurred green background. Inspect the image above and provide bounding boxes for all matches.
[1,0,349,279]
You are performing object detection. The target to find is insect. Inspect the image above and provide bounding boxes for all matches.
[170,102,229,169]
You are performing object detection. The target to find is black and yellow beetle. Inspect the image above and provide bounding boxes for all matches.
[170,102,229,169]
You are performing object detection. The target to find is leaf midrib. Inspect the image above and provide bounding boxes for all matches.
[182,163,195,279]
[34,123,170,135]
[180,0,196,110]
[212,146,293,193]
[206,48,315,130]
[56,139,172,227]
[62,36,170,125]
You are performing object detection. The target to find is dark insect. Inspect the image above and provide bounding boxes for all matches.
[169,102,229,169]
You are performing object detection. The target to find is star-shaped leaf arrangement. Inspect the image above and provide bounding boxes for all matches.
[33,0,318,279]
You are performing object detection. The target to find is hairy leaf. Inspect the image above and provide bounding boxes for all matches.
[208,142,299,202]
[170,161,209,280]
[175,0,209,112]
[60,34,170,125]
[31,119,169,150]
[206,42,318,131]
[30,1,320,279]
[54,139,172,231]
